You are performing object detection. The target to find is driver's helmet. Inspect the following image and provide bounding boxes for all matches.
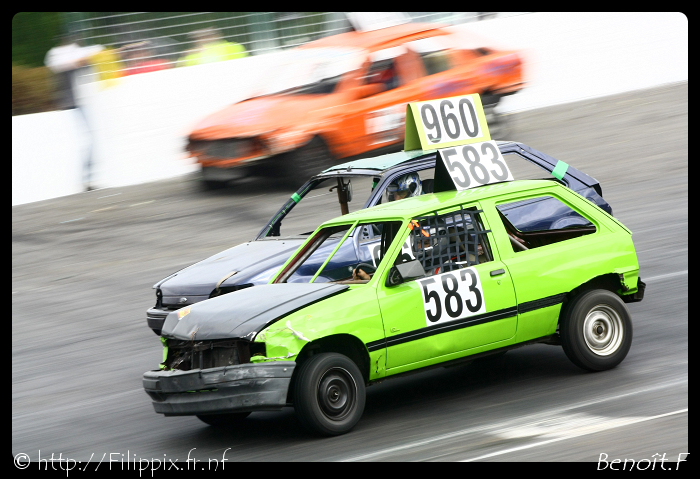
[387,173,422,202]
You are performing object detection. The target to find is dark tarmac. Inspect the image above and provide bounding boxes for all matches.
[13,82,687,462]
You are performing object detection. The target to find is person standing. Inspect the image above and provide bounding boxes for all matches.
[118,40,171,75]
[179,28,247,67]
[44,33,103,191]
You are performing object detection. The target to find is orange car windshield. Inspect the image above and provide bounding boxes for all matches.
[257,47,363,96]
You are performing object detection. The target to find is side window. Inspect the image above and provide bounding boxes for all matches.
[380,167,436,204]
[363,56,401,92]
[352,221,403,273]
[407,37,452,76]
[496,195,596,252]
[401,206,493,277]
[312,220,402,284]
[419,50,451,76]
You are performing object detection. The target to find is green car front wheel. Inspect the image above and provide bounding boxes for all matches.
[293,352,366,436]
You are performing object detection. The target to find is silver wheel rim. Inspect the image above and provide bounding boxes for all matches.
[582,304,624,356]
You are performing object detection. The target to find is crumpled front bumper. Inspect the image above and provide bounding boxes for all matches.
[146,308,168,334]
[143,361,295,416]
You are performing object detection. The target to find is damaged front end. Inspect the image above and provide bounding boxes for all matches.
[161,338,265,371]
[144,337,295,416]
[143,283,348,417]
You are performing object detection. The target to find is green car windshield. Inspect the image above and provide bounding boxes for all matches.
[274,220,405,284]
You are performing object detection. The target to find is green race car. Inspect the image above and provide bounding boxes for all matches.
[144,177,644,436]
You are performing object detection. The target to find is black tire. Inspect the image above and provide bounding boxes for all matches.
[196,412,251,426]
[280,137,334,184]
[560,289,632,371]
[293,352,366,436]
[200,179,228,191]
[199,166,249,190]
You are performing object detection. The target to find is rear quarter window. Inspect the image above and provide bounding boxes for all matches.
[496,195,596,252]
[419,50,452,75]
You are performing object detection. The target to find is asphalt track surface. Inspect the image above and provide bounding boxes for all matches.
[13,83,687,463]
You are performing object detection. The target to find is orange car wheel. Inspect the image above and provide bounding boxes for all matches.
[279,137,334,184]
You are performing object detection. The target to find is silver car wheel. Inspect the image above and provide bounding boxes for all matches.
[582,304,624,356]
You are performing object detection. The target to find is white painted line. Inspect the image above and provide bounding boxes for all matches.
[343,423,496,462]
[90,206,116,213]
[59,218,84,224]
[342,377,687,462]
[644,270,688,282]
[304,192,335,200]
[461,408,688,462]
[129,200,154,207]
[97,193,121,199]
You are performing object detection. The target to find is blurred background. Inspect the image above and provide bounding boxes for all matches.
[12,12,687,206]
[12,12,514,115]
[13,12,687,462]
[11,12,526,206]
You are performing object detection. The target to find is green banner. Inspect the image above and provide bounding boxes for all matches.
[551,160,569,181]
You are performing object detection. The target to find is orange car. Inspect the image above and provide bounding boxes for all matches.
[186,22,523,186]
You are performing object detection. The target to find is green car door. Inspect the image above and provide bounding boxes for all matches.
[376,202,518,374]
[482,188,620,344]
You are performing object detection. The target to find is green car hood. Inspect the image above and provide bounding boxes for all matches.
[160,283,349,341]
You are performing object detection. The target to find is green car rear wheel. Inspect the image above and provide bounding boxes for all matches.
[560,289,633,371]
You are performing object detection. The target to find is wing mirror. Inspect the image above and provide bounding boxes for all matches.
[386,260,425,287]
[343,179,352,202]
[329,179,352,202]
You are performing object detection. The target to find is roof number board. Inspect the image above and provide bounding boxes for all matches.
[405,94,491,151]
[437,140,514,191]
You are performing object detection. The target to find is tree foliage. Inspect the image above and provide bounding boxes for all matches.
[12,64,56,116]
[12,13,64,115]
[12,12,64,67]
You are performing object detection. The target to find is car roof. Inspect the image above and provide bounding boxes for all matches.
[320,149,436,175]
[319,141,520,176]
[321,179,563,225]
[301,22,447,52]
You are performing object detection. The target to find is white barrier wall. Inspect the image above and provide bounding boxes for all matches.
[12,110,86,205]
[12,12,688,206]
[453,12,688,113]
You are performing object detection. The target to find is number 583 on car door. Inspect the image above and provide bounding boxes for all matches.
[417,267,486,326]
